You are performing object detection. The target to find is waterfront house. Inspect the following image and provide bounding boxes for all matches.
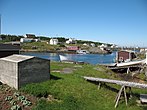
[20,34,40,43]
[50,38,58,45]
[90,43,95,47]
[0,44,20,58]
[67,46,80,52]
[20,38,33,43]
[116,50,136,63]
[83,43,89,46]
[0,54,50,90]
[99,44,108,50]
[66,38,77,44]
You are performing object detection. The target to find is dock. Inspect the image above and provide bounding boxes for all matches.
[83,76,147,108]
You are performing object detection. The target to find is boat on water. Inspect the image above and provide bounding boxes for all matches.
[76,50,89,54]
[59,54,88,64]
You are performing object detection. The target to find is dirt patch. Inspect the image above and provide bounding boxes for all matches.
[0,83,37,110]
[61,68,74,74]
[117,73,146,83]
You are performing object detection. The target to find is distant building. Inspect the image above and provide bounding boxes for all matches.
[116,50,136,63]
[0,54,50,90]
[83,43,89,46]
[111,44,117,48]
[0,37,2,40]
[20,38,33,43]
[67,46,80,52]
[24,34,36,38]
[90,43,95,47]
[0,44,20,58]
[99,44,108,50]
[20,34,40,43]
[66,38,77,44]
[50,38,58,45]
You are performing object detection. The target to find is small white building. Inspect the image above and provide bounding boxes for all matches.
[99,44,108,50]
[66,38,76,44]
[111,44,116,48]
[50,39,58,45]
[83,43,88,46]
[20,38,33,43]
[90,43,95,47]
[0,37,2,40]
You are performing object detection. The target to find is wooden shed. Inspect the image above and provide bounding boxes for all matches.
[116,50,136,63]
[0,44,20,58]
[67,46,80,52]
[0,54,50,89]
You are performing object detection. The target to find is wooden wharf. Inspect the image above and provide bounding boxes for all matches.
[83,76,147,108]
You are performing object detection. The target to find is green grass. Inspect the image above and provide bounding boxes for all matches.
[21,62,147,110]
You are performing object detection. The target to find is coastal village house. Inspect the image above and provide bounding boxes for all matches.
[0,44,20,58]
[0,54,50,90]
[90,43,95,47]
[116,50,136,63]
[20,34,40,43]
[50,38,58,45]
[66,38,77,44]
[67,46,80,52]
[99,44,108,50]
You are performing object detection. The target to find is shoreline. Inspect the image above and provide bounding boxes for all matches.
[20,49,112,54]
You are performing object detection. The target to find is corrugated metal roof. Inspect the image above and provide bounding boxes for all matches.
[119,50,135,53]
[0,54,34,63]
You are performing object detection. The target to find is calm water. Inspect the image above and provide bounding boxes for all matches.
[21,52,116,65]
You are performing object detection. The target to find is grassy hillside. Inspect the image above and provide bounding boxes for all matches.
[20,62,147,110]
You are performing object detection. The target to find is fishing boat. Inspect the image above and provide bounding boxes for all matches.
[59,55,75,63]
[76,50,89,54]
[59,54,88,64]
[59,55,69,61]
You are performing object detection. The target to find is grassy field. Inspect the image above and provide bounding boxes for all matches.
[19,61,147,110]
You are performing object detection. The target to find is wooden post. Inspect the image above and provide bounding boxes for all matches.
[128,87,132,99]
[98,82,101,90]
[123,86,127,106]
[127,67,130,74]
[115,85,124,108]
[115,85,128,108]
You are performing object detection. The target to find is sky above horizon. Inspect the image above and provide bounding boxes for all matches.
[0,0,147,47]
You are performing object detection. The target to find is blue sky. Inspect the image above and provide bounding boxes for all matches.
[0,0,147,47]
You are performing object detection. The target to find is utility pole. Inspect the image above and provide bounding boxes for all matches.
[0,14,1,39]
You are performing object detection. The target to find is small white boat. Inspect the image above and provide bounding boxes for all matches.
[59,55,75,63]
[59,55,69,61]
[76,50,89,54]
[116,59,145,67]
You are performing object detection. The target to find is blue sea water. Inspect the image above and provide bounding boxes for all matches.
[21,51,116,65]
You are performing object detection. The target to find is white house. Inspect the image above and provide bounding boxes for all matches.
[50,39,58,45]
[90,43,95,47]
[99,44,108,50]
[83,43,89,46]
[111,44,116,48]
[20,38,33,43]
[0,37,2,40]
[66,38,77,44]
